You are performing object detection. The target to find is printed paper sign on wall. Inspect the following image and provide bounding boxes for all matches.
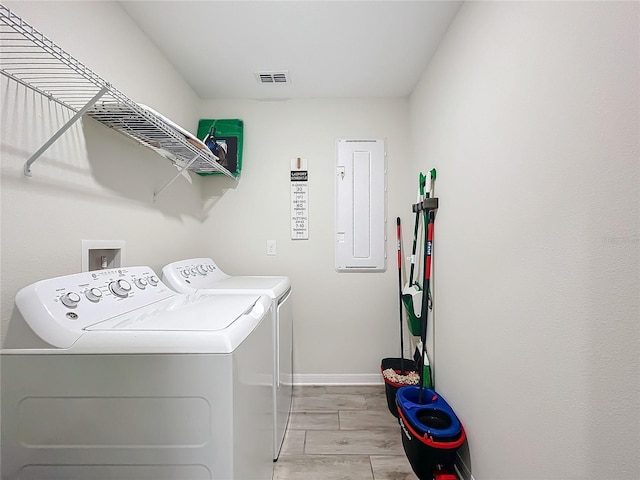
[291,158,309,240]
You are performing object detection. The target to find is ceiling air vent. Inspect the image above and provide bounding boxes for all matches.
[255,71,290,84]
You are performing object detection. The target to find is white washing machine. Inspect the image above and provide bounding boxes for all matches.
[1,266,274,480]
[161,257,293,460]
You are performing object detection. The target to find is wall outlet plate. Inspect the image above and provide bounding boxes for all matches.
[267,240,277,256]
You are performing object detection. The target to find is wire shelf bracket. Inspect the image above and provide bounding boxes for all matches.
[0,3,234,197]
[153,154,199,202]
[23,86,108,176]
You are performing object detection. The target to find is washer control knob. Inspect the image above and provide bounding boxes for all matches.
[197,265,208,275]
[109,279,132,298]
[180,269,190,278]
[190,267,198,275]
[134,278,148,289]
[208,265,215,272]
[60,292,81,308]
[84,288,103,303]
[147,275,159,286]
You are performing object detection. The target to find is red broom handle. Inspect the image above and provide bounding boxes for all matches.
[425,219,434,281]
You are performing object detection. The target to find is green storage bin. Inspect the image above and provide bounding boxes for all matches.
[196,119,243,177]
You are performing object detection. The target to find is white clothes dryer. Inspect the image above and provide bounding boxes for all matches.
[1,266,274,480]
[161,257,293,460]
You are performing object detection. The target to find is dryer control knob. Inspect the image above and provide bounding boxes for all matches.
[197,265,208,275]
[147,275,159,286]
[84,287,103,303]
[60,292,81,308]
[109,279,132,298]
[134,278,148,289]
[190,267,198,275]
[180,270,190,278]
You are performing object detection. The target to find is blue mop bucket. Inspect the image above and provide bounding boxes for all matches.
[396,386,465,479]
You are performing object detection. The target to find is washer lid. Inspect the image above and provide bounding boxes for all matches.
[86,294,260,331]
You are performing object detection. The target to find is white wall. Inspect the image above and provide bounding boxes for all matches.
[197,98,414,380]
[3,2,638,478]
[0,1,208,341]
[410,2,639,479]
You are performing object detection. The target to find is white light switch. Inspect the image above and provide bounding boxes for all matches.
[267,240,277,256]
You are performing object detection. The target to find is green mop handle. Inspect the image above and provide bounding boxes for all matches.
[409,173,427,285]
[418,168,437,403]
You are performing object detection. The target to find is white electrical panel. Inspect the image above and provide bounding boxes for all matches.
[335,139,386,272]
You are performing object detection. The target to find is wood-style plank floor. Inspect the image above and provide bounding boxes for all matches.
[273,385,418,480]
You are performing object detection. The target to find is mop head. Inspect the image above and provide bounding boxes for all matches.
[414,344,433,388]
[402,283,422,315]
[402,283,422,336]
[382,368,420,386]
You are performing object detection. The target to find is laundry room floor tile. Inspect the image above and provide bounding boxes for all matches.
[325,385,383,395]
[288,411,340,430]
[274,385,418,480]
[292,385,327,396]
[273,454,373,480]
[369,455,416,480]
[339,410,400,430]
[280,429,306,456]
[304,429,405,456]
[364,391,391,411]
[291,393,367,412]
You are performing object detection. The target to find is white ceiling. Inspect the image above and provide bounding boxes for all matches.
[119,1,463,100]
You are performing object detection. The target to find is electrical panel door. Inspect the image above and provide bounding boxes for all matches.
[335,139,386,272]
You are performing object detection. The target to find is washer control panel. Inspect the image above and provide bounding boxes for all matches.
[14,266,176,348]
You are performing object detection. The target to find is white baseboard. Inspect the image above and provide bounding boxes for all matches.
[292,373,383,386]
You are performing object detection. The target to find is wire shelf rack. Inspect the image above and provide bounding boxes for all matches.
[0,4,233,197]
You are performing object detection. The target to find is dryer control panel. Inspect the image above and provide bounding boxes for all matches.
[162,257,292,296]
[162,257,230,292]
[14,267,176,349]
[162,258,291,298]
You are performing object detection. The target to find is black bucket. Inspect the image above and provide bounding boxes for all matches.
[396,386,465,479]
[380,357,418,419]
